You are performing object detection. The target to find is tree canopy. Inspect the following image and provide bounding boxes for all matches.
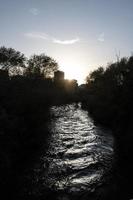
[25,54,58,78]
[0,46,26,74]
[0,47,58,78]
[84,55,133,126]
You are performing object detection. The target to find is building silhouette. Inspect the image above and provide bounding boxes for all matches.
[0,69,9,80]
[54,70,78,94]
[54,70,64,85]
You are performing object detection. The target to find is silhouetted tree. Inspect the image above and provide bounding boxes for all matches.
[0,46,26,74]
[83,56,133,127]
[86,67,104,83]
[25,54,58,78]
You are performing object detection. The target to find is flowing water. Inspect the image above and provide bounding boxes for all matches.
[23,103,114,199]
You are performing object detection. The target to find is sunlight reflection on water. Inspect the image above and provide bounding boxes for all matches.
[40,103,114,194]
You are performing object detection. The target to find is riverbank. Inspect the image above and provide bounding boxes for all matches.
[80,56,133,199]
[0,73,81,199]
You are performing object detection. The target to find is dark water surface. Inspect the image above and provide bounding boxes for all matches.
[22,103,114,199]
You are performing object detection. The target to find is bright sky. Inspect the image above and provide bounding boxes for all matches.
[0,0,133,84]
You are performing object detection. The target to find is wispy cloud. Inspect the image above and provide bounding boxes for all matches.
[24,32,48,40]
[24,32,80,45]
[52,37,80,45]
[29,8,40,16]
[98,32,105,42]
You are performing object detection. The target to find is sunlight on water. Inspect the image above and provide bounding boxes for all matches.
[39,103,114,194]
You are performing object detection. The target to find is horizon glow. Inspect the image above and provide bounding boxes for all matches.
[0,0,133,83]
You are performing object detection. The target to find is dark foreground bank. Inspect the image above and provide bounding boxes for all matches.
[0,72,79,199]
[81,56,133,199]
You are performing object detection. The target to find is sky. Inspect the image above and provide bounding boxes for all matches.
[0,0,133,84]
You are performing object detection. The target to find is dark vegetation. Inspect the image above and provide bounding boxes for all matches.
[81,56,133,199]
[0,46,78,199]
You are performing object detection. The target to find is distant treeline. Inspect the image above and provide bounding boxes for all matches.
[81,55,133,199]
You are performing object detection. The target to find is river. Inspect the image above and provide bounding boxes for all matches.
[22,103,114,199]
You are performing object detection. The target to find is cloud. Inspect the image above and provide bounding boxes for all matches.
[24,32,80,45]
[24,32,48,40]
[29,8,40,15]
[52,37,80,45]
[98,32,105,42]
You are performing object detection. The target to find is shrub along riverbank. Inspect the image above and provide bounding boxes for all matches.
[81,56,133,199]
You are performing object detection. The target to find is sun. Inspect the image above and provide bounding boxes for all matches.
[60,66,84,85]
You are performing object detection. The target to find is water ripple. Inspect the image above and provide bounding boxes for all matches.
[39,103,114,194]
